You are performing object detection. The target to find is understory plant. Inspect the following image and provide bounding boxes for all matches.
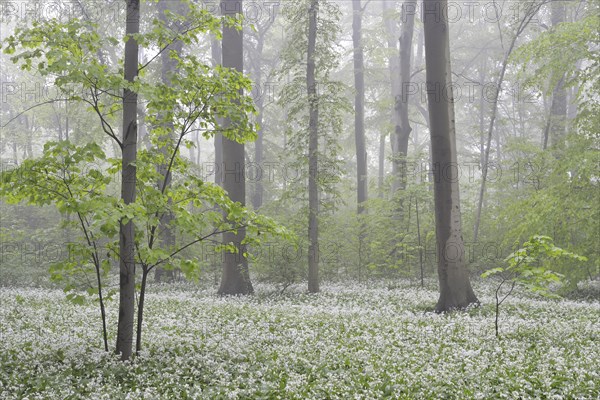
[482,235,587,337]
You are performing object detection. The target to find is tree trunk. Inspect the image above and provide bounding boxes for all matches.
[549,0,567,148]
[116,0,140,361]
[218,0,253,295]
[307,0,320,293]
[352,0,367,214]
[473,2,542,242]
[211,31,223,186]
[378,133,385,198]
[154,0,182,283]
[392,1,415,194]
[423,0,478,312]
[352,0,367,279]
[250,32,266,210]
[382,2,400,194]
[382,1,415,197]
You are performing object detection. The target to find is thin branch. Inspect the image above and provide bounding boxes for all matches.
[1,99,72,128]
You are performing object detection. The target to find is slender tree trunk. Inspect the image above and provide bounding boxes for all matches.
[218,0,253,295]
[116,0,140,361]
[211,31,223,186]
[135,268,149,354]
[416,196,424,287]
[307,0,320,293]
[353,0,368,214]
[248,26,271,210]
[378,133,385,198]
[473,2,542,242]
[382,0,399,193]
[352,0,367,279]
[478,55,487,167]
[423,0,478,312]
[549,0,567,148]
[154,0,183,283]
[392,1,415,194]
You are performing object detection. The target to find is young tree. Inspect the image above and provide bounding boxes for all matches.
[218,0,253,295]
[153,0,184,283]
[307,0,320,293]
[2,0,285,359]
[472,1,544,242]
[277,0,347,291]
[423,0,479,312]
[116,0,140,361]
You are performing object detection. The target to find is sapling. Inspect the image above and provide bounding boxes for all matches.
[482,235,587,337]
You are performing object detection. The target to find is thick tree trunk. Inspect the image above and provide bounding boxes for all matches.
[116,0,140,361]
[218,0,253,295]
[307,0,320,293]
[352,0,367,214]
[423,0,478,312]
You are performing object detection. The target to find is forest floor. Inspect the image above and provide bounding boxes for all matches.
[0,280,598,399]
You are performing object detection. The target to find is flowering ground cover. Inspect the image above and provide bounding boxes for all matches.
[0,281,598,399]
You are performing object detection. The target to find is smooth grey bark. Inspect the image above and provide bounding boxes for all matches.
[423,0,478,312]
[352,0,367,214]
[307,0,320,293]
[116,0,139,361]
[154,0,182,283]
[391,1,415,194]
[473,2,543,242]
[382,1,401,194]
[218,0,253,295]
[352,0,367,279]
[383,0,415,207]
[247,21,273,209]
[549,0,567,148]
[211,29,223,186]
[478,55,487,167]
[378,133,385,198]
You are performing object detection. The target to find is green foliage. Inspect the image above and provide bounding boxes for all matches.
[276,0,351,211]
[482,235,588,336]
[0,140,290,296]
[482,235,587,298]
[511,12,600,94]
[0,5,291,354]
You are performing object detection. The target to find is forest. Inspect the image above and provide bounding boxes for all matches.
[0,0,598,398]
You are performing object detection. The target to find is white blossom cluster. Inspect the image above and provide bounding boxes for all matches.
[0,281,598,399]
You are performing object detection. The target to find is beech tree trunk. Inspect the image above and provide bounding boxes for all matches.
[382,1,400,194]
[423,0,478,312]
[116,0,140,361]
[247,22,272,210]
[154,0,182,283]
[218,0,253,295]
[211,29,223,186]
[352,0,367,214]
[549,0,567,148]
[392,1,415,194]
[383,1,415,197]
[307,0,320,293]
